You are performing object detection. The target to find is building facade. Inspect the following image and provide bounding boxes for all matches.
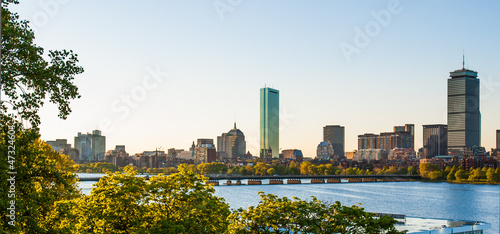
[105,145,130,167]
[194,138,216,164]
[323,125,345,157]
[422,124,448,158]
[134,150,167,168]
[282,149,303,162]
[496,129,499,149]
[316,141,335,160]
[353,149,388,161]
[46,139,71,153]
[358,124,414,151]
[260,87,279,158]
[447,68,481,155]
[74,130,106,162]
[217,123,246,159]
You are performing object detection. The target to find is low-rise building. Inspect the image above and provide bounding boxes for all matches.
[388,148,416,161]
[105,145,130,167]
[316,141,334,160]
[282,149,304,162]
[353,149,388,161]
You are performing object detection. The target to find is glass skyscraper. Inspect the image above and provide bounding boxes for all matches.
[447,68,480,155]
[260,87,279,158]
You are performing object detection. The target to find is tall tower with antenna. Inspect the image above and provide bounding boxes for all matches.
[447,56,481,155]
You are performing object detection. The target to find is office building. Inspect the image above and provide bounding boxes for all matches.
[217,123,246,159]
[74,130,106,162]
[260,87,279,158]
[134,149,166,168]
[323,125,345,157]
[496,130,499,149]
[105,145,130,167]
[447,66,481,155]
[46,139,71,153]
[358,124,414,151]
[422,124,448,158]
[194,138,216,164]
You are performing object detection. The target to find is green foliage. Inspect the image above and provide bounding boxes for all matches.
[1,0,84,127]
[428,171,443,180]
[486,168,500,184]
[407,166,418,175]
[446,168,456,181]
[468,168,482,182]
[455,169,467,182]
[52,165,231,233]
[76,162,118,173]
[228,192,406,234]
[0,120,81,233]
[418,163,439,179]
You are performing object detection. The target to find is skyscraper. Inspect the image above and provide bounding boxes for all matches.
[260,87,279,158]
[447,66,480,155]
[422,124,448,158]
[496,130,499,149]
[74,130,106,162]
[323,125,345,157]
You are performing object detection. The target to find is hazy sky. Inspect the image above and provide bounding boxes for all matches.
[10,0,500,156]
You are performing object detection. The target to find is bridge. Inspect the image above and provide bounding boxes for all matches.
[205,174,421,180]
[77,174,421,182]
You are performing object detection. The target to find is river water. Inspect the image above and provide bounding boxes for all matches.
[77,175,499,234]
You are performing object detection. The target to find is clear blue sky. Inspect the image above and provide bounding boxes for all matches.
[11,0,500,156]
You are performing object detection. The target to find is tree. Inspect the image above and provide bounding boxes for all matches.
[267,168,276,175]
[428,171,443,180]
[51,165,231,233]
[1,0,84,127]
[446,168,456,181]
[1,2,84,231]
[227,192,406,234]
[455,169,467,182]
[486,168,499,184]
[419,163,439,179]
[0,128,81,233]
[398,167,408,175]
[300,161,315,175]
[468,168,481,182]
[407,166,418,175]
[385,166,398,175]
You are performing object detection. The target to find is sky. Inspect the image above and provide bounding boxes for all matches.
[9,0,500,157]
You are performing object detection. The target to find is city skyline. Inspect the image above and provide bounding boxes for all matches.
[9,1,500,156]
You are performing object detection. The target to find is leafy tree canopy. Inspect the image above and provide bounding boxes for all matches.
[228,192,406,234]
[1,0,84,127]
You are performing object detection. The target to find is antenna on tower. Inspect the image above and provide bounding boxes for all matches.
[462,49,465,70]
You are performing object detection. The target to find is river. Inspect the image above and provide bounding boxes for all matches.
[77,175,499,234]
